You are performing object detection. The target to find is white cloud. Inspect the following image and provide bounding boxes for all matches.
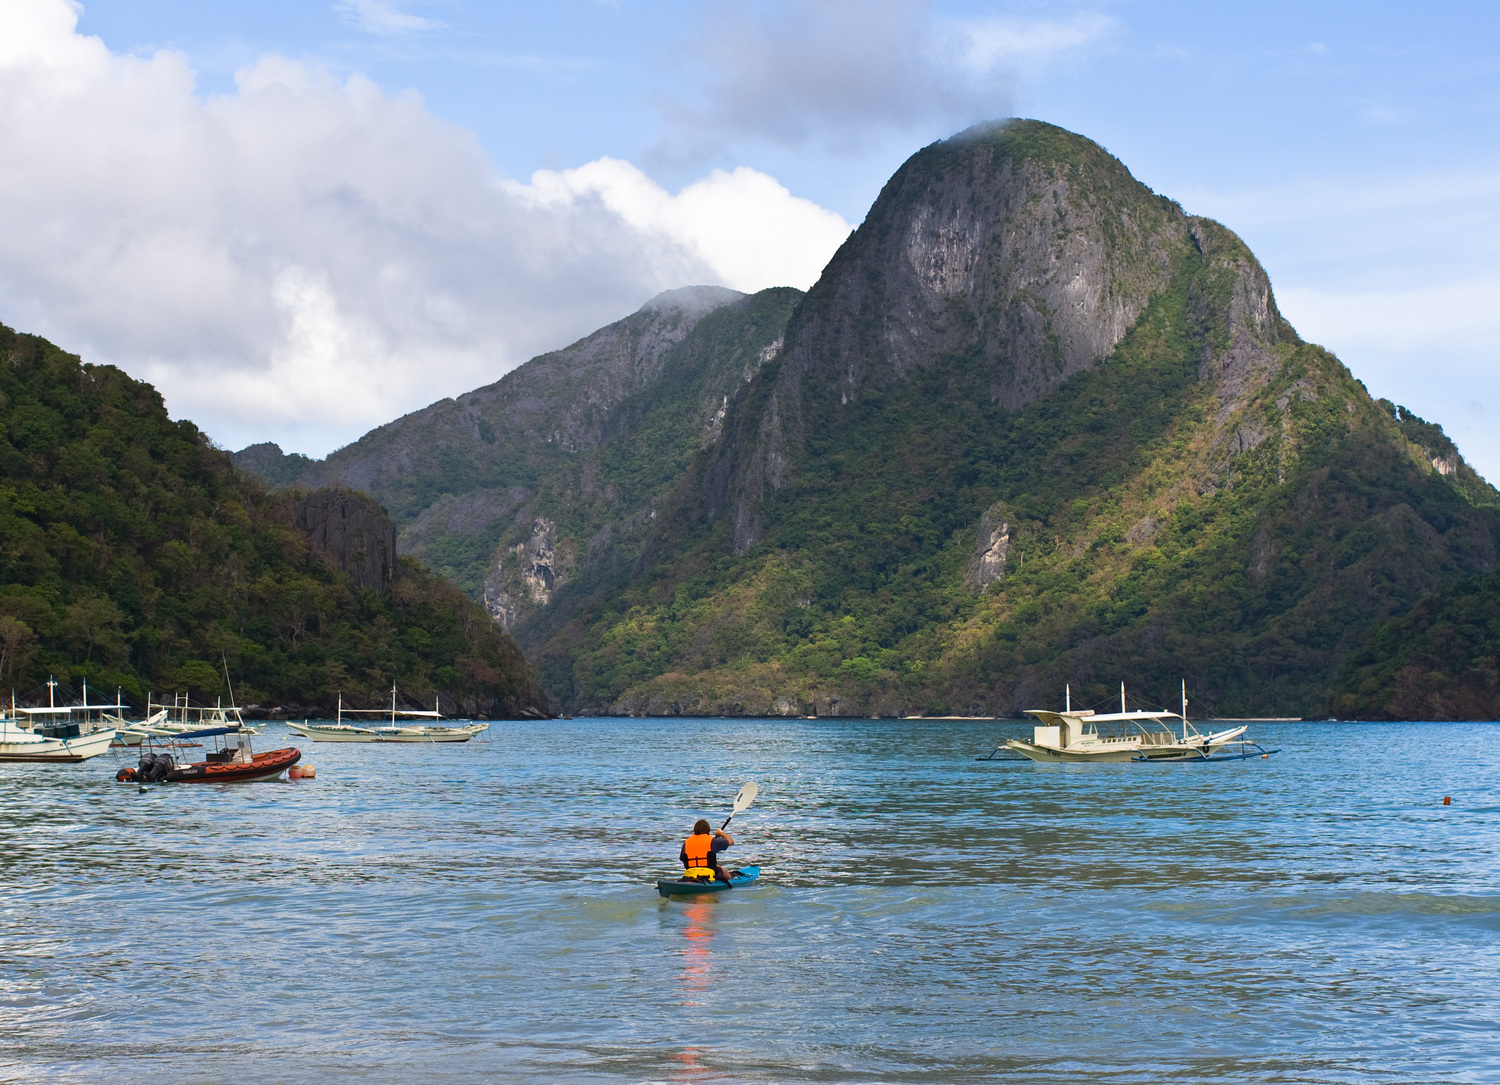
[957,11,1115,71]
[0,0,850,457]
[515,159,850,293]
[334,0,443,36]
[658,0,1109,158]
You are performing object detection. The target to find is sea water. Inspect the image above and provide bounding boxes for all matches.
[1,718,1497,1084]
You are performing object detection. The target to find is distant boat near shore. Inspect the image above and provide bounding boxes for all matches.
[285,686,488,743]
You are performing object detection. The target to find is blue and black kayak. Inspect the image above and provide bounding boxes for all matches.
[656,865,761,898]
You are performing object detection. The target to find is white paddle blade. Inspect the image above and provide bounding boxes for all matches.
[732,781,759,813]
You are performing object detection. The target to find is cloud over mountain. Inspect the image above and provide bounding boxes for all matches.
[0,0,850,456]
[657,0,1111,157]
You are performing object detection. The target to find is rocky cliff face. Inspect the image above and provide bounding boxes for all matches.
[713,122,1192,553]
[292,490,398,595]
[236,285,803,642]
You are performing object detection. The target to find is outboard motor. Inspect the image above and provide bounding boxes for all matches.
[137,751,175,782]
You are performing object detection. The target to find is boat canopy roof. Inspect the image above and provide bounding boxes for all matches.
[15,702,126,715]
[1025,709,1184,725]
[338,708,442,718]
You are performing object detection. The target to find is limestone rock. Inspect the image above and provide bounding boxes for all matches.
[292,490,397,595]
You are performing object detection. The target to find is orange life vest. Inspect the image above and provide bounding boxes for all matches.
[682,832,715,869]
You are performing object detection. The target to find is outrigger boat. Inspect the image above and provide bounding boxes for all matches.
[0,679,119,763]
[285,686,488,744]
[1003,682,1247,763]
[116,726,300,784]
[111,694,258,746]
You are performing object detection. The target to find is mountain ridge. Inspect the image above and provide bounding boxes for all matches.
[238,119,1500,718]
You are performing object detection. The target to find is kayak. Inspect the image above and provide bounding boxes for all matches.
[656,865,761,898]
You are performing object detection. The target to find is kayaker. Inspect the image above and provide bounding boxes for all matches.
[681,819,734,882]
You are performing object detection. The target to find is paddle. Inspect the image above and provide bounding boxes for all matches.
[720,780,758,831]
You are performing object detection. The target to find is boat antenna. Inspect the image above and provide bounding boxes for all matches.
[221,652,237,711]
[1181,679,1188,742]
[391,682,398,726]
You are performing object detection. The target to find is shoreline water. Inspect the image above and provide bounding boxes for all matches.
[2,717,1496,1083]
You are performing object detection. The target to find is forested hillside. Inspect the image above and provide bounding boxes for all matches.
[0,323,549,718]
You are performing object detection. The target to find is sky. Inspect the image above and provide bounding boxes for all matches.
[1,1,1498,477]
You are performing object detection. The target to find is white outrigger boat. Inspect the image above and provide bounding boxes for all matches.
[1002,683,1247,763]
[0,678,119,763]
[111,691,260,747]
[285,686,488,744]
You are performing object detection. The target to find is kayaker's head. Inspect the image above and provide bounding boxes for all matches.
[693,818,711,835]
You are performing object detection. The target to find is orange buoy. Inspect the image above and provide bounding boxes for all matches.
[1443,796,1451,805]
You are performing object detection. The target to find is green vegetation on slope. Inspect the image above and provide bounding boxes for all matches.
[1330,569,1500,720]
[0,323,547,716]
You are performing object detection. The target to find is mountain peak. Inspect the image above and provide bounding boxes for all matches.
[640,284,745,318]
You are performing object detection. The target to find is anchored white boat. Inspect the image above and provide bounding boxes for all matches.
[1004,682,1246,763]
[286,687,486,744]
[0,679,119,763]
[112,691,259,746]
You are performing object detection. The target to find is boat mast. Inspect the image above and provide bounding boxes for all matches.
[391,682,397,726]
[1120,682,1125,714]
[47,676,57,708]
[1181,679,1188,741]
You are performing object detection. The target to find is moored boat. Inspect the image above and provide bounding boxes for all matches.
[0,679,119,763]
[116,727,301,784]
[287,687,480,743]
[1003,683,1247,763]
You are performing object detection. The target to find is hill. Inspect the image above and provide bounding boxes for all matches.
[235,285,801,643]
[0,322,550,718]
[236,120,1500,719]
[535,121,1500,717]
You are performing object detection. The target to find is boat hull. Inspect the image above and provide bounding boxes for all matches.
[127,746,303,783]
[371,728,473,743]
[285,722,379,743]
[657,865,761,897]
[285,722,474,743]
[1004,740,1137,763]
[0,728,117,763]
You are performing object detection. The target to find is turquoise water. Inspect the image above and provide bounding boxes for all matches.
[1,718,1497,1083]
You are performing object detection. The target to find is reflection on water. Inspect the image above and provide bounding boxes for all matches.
[0,718,1498,1083]
[677,897,717,1006]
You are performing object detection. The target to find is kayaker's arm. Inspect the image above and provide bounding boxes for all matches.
[715,829,734,847]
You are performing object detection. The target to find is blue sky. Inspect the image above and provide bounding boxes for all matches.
[3,0,1498,474]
